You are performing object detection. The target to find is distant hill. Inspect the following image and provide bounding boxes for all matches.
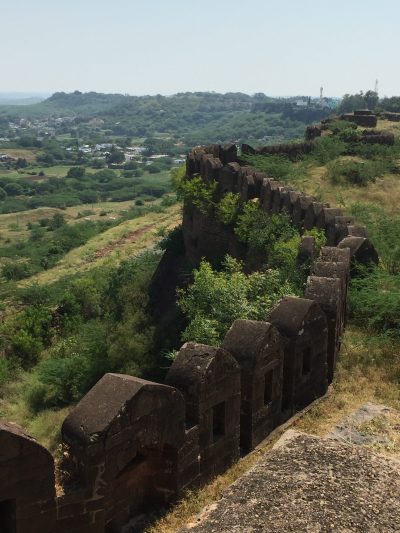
[0,91,333,144]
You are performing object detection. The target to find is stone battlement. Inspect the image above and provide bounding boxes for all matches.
[0,143,379,533]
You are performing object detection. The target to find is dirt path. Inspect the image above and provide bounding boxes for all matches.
[18,205,181,286]
[89,223,156,260]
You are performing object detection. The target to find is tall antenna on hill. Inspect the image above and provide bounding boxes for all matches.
[375,79,379,94]
[320,86,323,100]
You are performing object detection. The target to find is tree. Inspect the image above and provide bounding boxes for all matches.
[79,190,98,203]
[106,146,125,164]
[36,153,55,165]
[4,182,24,196]
[338,90,378,113]
[67,166,86,179]
[50,212,66,229]
[15,158,28,169]
[364,90,379,110]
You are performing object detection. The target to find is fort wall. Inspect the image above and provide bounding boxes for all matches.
[0,143,379,533]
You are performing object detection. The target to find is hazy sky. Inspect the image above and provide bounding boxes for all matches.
[2,0,399,97]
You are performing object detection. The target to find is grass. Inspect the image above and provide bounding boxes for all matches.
[295,327,400,438]
[0,148,39,164]
[0,206,69,242]
[356,411,400,456]
[16,203,181,286]
[146,326,400,533]
[0,164,104,181]
[0,373,71,452]
[0,197,174,243]
[297,163,400,214]
[246,118,400,216]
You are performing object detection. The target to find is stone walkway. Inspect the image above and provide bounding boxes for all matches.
[180,428,400,532]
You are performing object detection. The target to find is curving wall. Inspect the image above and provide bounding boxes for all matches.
[0,143,379,533]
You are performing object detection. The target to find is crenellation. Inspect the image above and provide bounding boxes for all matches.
[222,320,284,453]
[326,215,355,245]
[166,343,241,481]
[338,236,379,270]
[269,297,328,419]
[316,207,343,232]
[0,141,380,533]
[292,194,316,229]
[297,235,316,270]
[303,201,326,230]
[305,276,343,383]
[346,224,369,238]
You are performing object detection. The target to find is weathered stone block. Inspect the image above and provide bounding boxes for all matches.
[269,297,328,419]
[305,276,342,383]
[0,422,57,533]
[222,320,284,453]
[166,343,241,483]
[338,236,379,269]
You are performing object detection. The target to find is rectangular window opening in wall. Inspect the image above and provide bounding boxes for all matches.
[302,347,312,376]
[0,499,16,533]
[264,369,274,405]
[212,402,225,442]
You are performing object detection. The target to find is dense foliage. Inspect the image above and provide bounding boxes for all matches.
[0,252,162,411]
[348,203,400,337]
[0,167,171,214]
[177,256,296,346]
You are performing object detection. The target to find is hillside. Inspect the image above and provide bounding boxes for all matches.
[0,91,333,145]
[0,109,399,532]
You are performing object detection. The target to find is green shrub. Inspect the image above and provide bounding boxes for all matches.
[242,154,296,181]
[217,192,240,225]
[10,330,43,366]
[1,261,37,281]
[0,357,15,389]
[349,267,400,334]
[311,136,346,164]
[25,353,91,411]
[67,167,85,179]
[175,176,217,214]
[327,120,357,133]
[304,227,327,256]
[350,203,400,274]
[18,283,52,305]
[4,182,24,196]
[235,202,297,254]
[160,194,177,207]
[327,160,385,186]
[170,166,186,193]
[25,322,110,411]
[177,255,296,346]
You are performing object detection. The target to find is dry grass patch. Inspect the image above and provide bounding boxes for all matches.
[0,207,67,241]
[1,148,38,163]
[356,410,400,456]
[295,163,400,215]
[17,204,181,286]
[376,118,400,136]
